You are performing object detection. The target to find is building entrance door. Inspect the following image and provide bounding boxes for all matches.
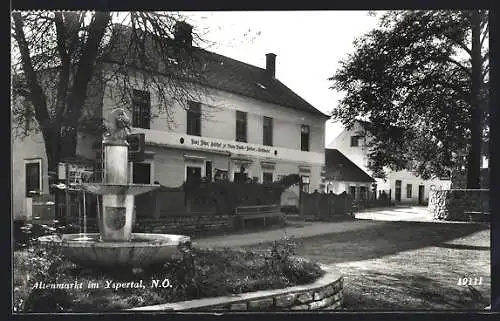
[395,180,402,202]
[418,185,425,205]
[186,166,202,183]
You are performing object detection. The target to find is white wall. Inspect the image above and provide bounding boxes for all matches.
[11,131,50,220]
[101,76,326,191]
[324,180,371,198]
[102,82,326,154]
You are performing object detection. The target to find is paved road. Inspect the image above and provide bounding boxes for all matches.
[195,206,437,248]
[354,205,433,222]
[194,219,383,249]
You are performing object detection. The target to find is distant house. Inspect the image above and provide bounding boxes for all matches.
[321,148,375,201]
[328,120,451,205]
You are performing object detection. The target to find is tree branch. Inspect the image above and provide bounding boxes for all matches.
[53,12,71,124]
[480,27,488,47]
[443,56,471,76]
[481,65,489,80]
[66,12,111,128]
[12,12,51,130]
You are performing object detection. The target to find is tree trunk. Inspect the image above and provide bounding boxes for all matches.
[466,11,483,189]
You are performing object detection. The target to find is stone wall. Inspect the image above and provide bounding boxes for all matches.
[134,216,234,236]
[428,189,489,221]
[67,215,235,237]
[130,265,343,311]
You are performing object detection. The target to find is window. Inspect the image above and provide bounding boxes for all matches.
[301,175,310,193]
[349,186,356,200]
[25,159,42,197]
[406,184,412,199]
[187,101,201,136]
[234,172,248,182]
[214,169,228,181]
[350,136,359,147]
[263,172,273,184]
[263,116,273,146]
[132,90,151,129]
[236,111,247,142]
[133,163,151,184]
[359,186,367,200]
[300,125,310,151]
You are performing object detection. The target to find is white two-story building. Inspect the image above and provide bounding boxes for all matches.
[328,120,451,205]
[11,22,329,220]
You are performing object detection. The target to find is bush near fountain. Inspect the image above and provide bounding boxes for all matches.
[13,234,324,312]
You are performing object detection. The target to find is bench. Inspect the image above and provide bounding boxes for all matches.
[464,211,490,222]
[234,205,285,229]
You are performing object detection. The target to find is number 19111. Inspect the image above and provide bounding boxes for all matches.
[457,277,483,286]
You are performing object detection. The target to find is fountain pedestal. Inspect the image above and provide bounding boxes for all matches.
[100,194,134,241]
[38,108,191,268]
[100,143,133,242]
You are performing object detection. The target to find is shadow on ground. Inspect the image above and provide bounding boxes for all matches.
[247,220,489,265]
[436,243,490,251]
[341,270,490,310]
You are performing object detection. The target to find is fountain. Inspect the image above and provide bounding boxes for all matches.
[38,108,190,269]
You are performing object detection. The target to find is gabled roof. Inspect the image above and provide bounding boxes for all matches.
[103,24,329,119]
[324,148,375,183]
[195,49,328,118]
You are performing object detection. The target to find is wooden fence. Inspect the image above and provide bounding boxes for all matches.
[300,191,353,220]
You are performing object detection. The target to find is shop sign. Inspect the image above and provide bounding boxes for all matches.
[190,138,272,155]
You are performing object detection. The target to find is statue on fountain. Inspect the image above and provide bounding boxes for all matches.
[103,108,132,145]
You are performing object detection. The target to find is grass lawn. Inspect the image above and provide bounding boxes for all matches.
[244,220,491,310]
[13,242,323,312]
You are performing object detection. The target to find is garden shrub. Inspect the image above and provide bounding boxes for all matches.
[14,235,323,312]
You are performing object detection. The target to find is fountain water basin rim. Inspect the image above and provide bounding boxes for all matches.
[38,233,191,248]
[37,233,192,268]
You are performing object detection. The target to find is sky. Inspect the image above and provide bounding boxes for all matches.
[179,11,381,146]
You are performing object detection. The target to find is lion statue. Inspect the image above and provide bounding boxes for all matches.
[103,108,132,144]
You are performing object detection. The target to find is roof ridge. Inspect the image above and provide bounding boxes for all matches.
[196,47,266,73]
[107,23,329,118]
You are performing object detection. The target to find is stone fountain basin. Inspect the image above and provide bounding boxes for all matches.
[38,233,191,269]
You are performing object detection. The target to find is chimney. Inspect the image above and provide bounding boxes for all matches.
[265,53,276,78]
[174,21,193,47]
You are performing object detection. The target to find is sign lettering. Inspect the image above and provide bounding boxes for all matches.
[190,138,272,155]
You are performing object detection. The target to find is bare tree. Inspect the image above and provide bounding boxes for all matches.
[11,11,212,181]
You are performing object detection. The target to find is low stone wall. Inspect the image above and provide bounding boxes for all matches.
[130,265,343,311]
[67,215,235,237]
[134,216,234,236]
[428,189,489,221]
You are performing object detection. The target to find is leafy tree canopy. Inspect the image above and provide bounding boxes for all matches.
[11,11,211,174]
[329,10,488,186]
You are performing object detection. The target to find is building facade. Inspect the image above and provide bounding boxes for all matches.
[11,24,329,220]
[328,121,451,205]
